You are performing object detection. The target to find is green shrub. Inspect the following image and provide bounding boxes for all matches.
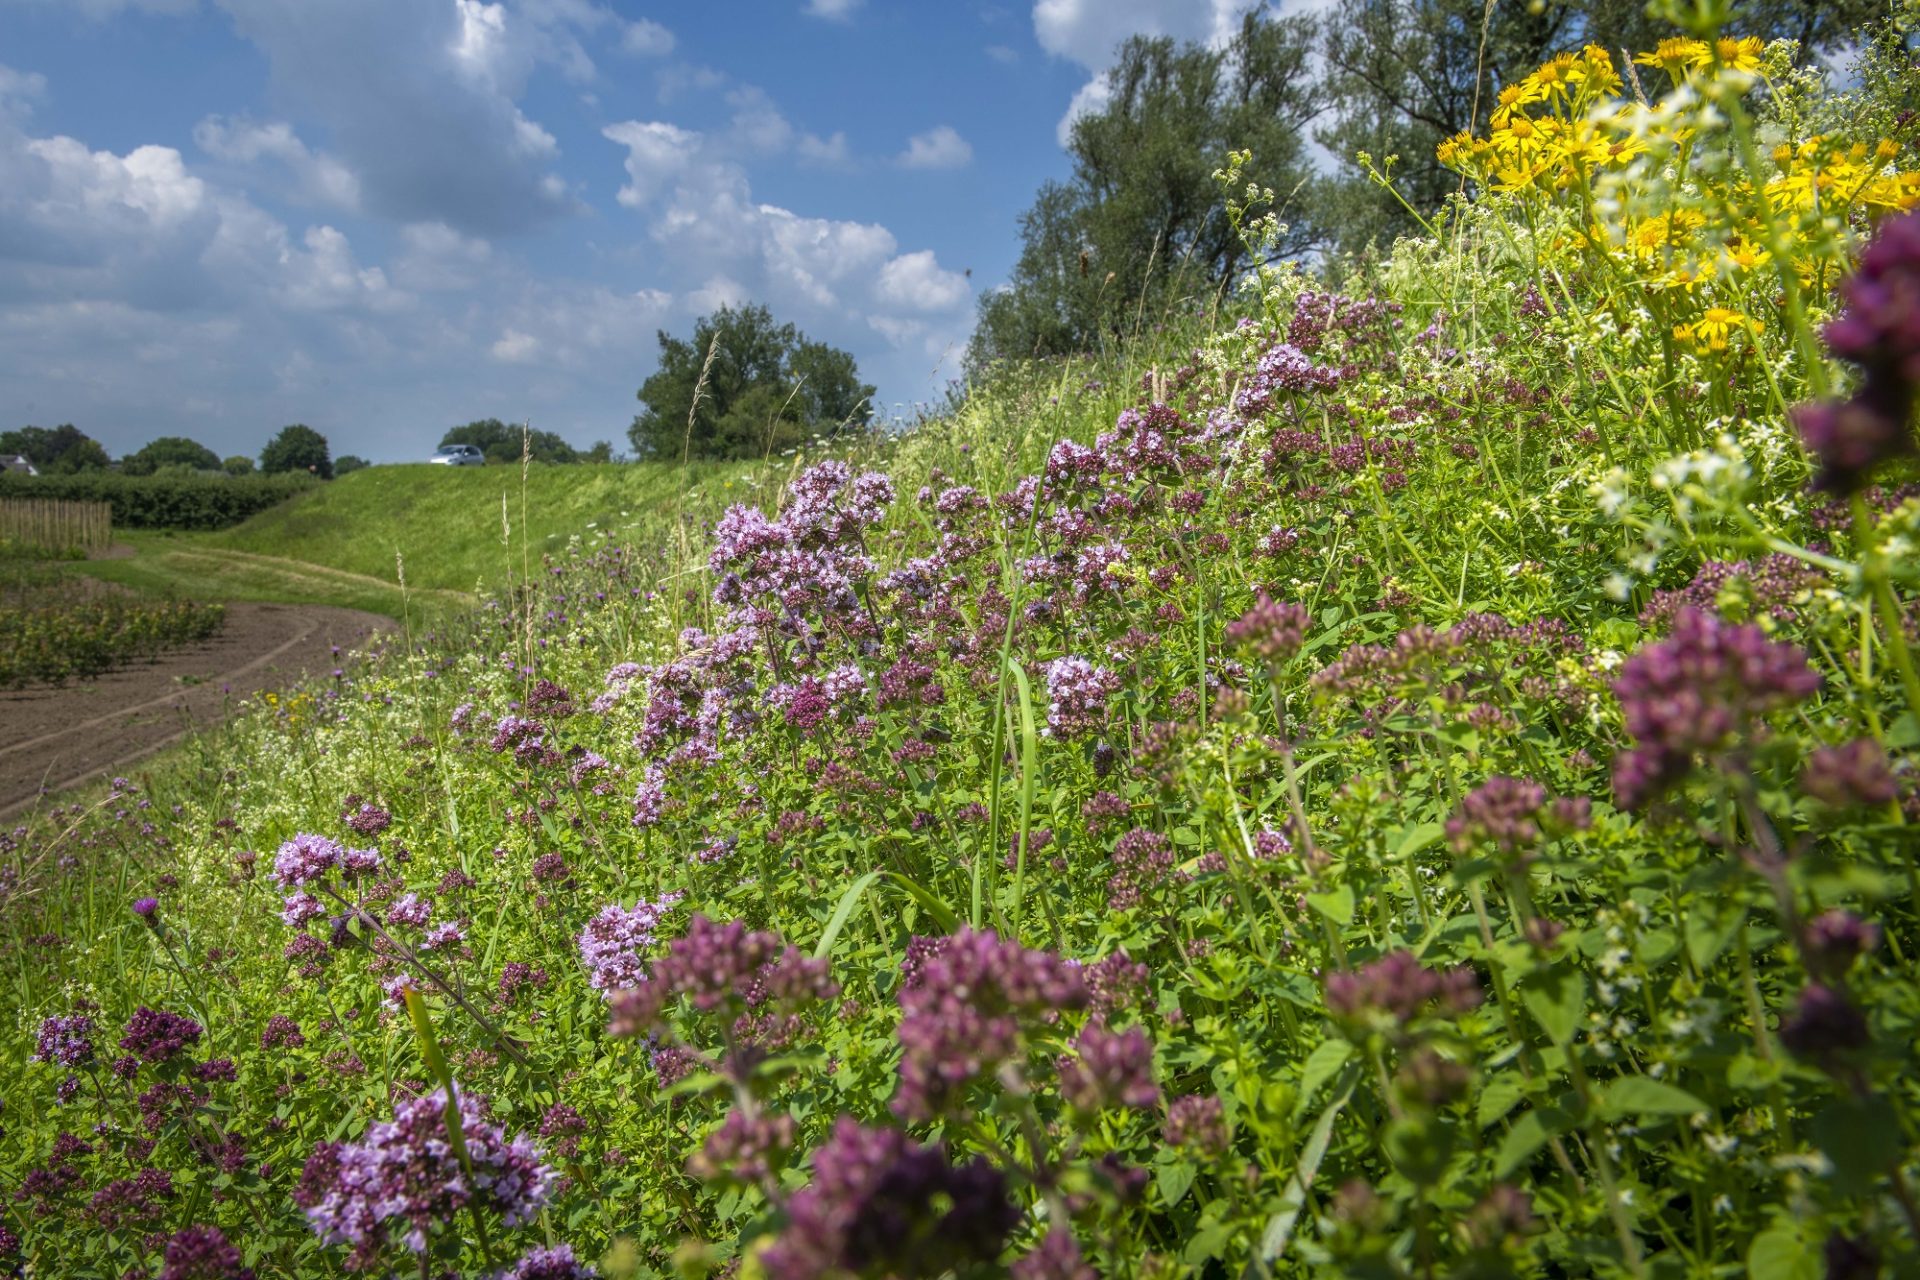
[0,586,224,686]
[0,470,315,530]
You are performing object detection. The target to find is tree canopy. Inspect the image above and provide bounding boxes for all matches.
[975,2,1892,356]
[121,436,222,476]
[968,13,1323,370]
[439,420,584,465]
[1310,0,1886,255]
[629,305,875,461]
[334,455,370,476]
[259,425,333,480]
[0,425,110,474]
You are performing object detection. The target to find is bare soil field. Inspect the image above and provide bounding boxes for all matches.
[0,603,394,816]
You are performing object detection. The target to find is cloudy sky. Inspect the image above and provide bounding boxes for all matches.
[1,0,1278,462]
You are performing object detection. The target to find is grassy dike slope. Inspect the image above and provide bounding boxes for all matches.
[75,459,749,617]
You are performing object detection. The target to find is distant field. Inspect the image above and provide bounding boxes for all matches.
[71,459,762,616]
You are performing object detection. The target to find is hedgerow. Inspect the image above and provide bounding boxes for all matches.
[3,29,1920,1280]
[0,471,317,531]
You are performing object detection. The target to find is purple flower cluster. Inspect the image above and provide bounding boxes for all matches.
[272,833,343,888]
[1610,609,1822,808]
[499,1244,597,1279]
[1795,209,1920,493]
[606,914,837,1038]
[686,1108,799,1185]
[1058,1022,1159,1112]
[1801,739,1899,809]
[1445,776,1590,862]
[893,929,1088,1121]
[119,1007,203,1065]
[260,1015,305,1050]
[760,1118,1018,1280]
[1164,1094,1230,1155]
[1235,341,1347,417]
[1802,909,1880,983]
[1225,594,1310,664]
[1107,827,1177,911]
[1639,555,1823,632]
[343,802,391,837]
[33,1012,95,1068]
[159,1224,255,1280]
[1325,950,1480,1033]
[577,893,682,994]
[1043,656,1121,739]
[1778,983,1871,1071]
[299,1086,555,1265]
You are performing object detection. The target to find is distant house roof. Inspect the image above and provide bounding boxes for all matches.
[0,454,38,475]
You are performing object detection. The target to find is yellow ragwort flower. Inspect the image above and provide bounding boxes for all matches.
[1675,307,1763,351]
[1712,36,1765,74]
[1635,37,1710,81]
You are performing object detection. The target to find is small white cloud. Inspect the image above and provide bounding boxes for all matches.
[797,130,852,168]
[602,120,702,207]
[1056,73,1110,146]
[686,275,748,314]
[876,250,970,312]
[985,44,1019,64]
[620,18,675,56]
[491,328,540,362]
[898,125,972,170]
[804,0,861,20]
[276,224,403,312]
[0,65,48,116]
[726,86,794,153]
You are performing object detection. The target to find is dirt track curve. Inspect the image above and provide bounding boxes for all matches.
[0,604,395,818]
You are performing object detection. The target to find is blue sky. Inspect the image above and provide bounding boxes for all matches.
[0,0,1284,462]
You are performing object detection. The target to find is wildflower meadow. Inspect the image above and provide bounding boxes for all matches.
[7,23,1920,1280]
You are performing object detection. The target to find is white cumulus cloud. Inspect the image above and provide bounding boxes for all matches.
[898,125,972,170]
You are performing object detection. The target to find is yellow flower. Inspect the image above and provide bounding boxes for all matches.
[1712,36,1765,73]
[1721,238,1770,272]
[1676,307,1763,351]
[1635,37,1710,80]
[1528,52,1580,95]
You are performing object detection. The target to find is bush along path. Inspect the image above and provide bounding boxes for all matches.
[5,34,1920,1280]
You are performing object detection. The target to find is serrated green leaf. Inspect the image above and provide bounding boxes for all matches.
[1600,1076,1707,1120]
[1305,884,1354,925]
[1518,963,1584,1046]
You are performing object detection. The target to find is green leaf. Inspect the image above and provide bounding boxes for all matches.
[1518,963,1584,1046]
[1476,1071,1527,1128]
[1811,1095,1900,1195]
[882,871,960,934]
[1494,1103,1572,1179]
[813,870,884,959]
[1394,822,1446,860]
[1305,884,1355,925]
[1155,1156,1197,1208]
[1686,900,1746,971]
[1294,1038,1353,1117]
[1600,1076,1708,1121]
[1747,1225,1820,1280]
[1244,1062,1359,1278]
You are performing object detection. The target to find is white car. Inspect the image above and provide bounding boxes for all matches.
[429,443,485,466]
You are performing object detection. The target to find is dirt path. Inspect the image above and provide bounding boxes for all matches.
[0,603,395,818]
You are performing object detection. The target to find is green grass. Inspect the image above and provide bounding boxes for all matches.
[66,460,757,618]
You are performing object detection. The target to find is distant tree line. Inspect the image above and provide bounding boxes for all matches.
[1,421,625,477]
[967,0,1887,369]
